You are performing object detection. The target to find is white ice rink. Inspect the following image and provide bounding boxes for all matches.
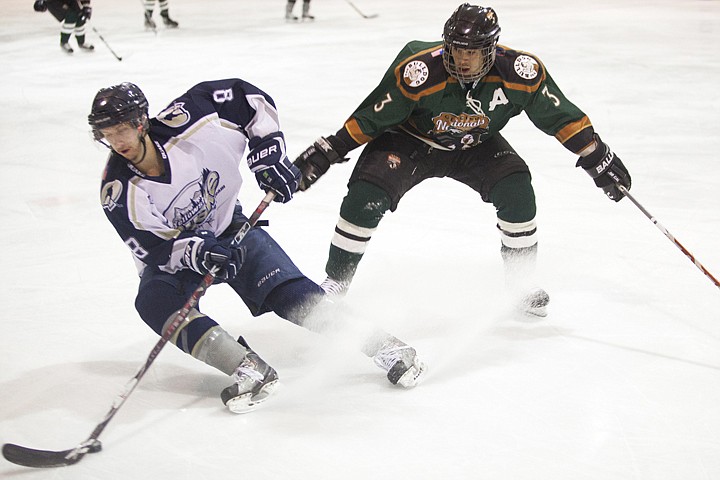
[1,0,720,478]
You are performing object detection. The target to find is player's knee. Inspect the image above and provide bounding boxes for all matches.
[340,180,391,228]
[264,277,325,325]
[490,172,536,224]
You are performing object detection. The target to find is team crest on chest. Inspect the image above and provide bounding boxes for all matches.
[403,60,429,87]
[157,102,191,128]
[165,169,224,230]
[514,55,539,80]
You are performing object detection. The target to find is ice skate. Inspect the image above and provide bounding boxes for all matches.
[220,339,279,413]
[77,42,94,52]
[373,340,426,388]
[144,12,157,30]
[285,3,299,21]
[320,276,350,297]
[301,3,314,21]
[60,42,73,54]
[161,12,179,28]
[519,288,550,318]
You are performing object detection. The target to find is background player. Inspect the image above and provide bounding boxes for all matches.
[33,0,93,54]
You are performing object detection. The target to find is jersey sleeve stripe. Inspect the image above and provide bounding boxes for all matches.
[554,115,593,146]
[344,118,373,145]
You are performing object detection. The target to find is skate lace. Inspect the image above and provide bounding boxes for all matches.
[373,345,413,372]
[320,277,349,296]
[234,365,265,384]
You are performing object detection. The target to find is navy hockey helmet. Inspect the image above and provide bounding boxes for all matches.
[88,82,150,141]
[442,4,501,82]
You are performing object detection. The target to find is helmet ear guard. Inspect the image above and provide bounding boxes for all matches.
[442,4,501,82]
[88,82,150,142]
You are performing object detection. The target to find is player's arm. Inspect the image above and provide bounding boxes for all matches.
[294,43,436,190]
[522,63,631,202]
[189,79,301,203]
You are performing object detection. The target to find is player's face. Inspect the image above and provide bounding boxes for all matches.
[450,47,484,78]
[99,123,144,162]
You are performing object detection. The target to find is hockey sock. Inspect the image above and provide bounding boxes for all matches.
[326,180,390,282]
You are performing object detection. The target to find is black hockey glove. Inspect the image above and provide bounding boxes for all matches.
[576,134,631,202]
[183,230,245,281]
[80,5,92,22]
[247,132,300,203]
[294,136,349,191]
[33,0,48,12]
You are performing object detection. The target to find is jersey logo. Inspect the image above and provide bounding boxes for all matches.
[157,102,191,128]
[101,180,123,212]
[386,154,401,170]
[403,60,429,87]
[432,112,490,134]
[165,169,223,231]
[514,55,539,80]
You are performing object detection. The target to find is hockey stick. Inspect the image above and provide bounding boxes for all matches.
[2,191,276,468]
[618,185,720,290]
[344,0,379,19]
[91,26,123,62]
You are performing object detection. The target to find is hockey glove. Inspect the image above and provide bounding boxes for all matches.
[294,136,349,191]
[247,132,301,203]
[183,230,245,281]
[33,0,48,12]
[576,134,631,202]
[80,5,92,22]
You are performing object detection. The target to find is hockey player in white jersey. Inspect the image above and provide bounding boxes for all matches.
[88,79,425,413]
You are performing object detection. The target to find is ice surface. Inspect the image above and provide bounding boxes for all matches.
[1,0,719,479]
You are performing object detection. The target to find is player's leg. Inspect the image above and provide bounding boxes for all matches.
[134,269,277,413]
[73,13,93,51]
[285,0,298,21]
[158,0,178,28]
[301,0,314,20]
[59,8,79,53]
[452,134,548,316]
[227,220,426,387]
[491,172,549,317]
[323,131,433,296]
[142,0,157,29]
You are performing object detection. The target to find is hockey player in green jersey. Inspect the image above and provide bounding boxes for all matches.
[294,3,631,317]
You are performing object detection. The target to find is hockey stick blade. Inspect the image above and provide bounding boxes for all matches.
[2,193,274,469]
[3,439,101,468]
[344,0,378,19]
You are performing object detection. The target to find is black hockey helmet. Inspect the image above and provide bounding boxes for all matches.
[88,82,150,141]
[442,4,501,82]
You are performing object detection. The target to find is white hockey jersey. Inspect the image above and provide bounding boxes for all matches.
[100,78,284,275]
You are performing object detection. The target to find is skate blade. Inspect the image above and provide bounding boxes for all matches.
[226,380,279,414]
[396,360,427,388]
[522,305,548,319]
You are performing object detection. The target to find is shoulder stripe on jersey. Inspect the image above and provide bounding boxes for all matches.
[393,45,448,102]
[481,73,547,93]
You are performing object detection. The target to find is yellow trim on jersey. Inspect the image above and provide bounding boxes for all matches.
[554,116,593,145]
[481,73,546,94]
[345,118,373,145]
[393,45,449,102]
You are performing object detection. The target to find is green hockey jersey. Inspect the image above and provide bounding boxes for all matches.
[340,40,595,155]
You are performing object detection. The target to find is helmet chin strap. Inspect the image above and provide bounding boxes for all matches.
[129,133,149,167]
